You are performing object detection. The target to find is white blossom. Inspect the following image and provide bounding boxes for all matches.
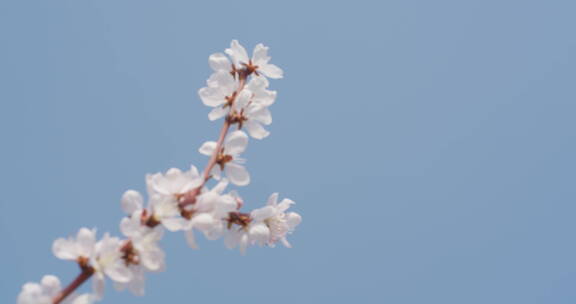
[181,179,238,248]
[254,193,302,247]
[92,233,132,299]
[225,40,283,79]
[145,166,203,231]
[199,130,250,186]
[234,88,273,139]
[119,213,166,272]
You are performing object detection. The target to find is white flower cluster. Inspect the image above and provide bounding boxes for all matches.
[18,40,301,304]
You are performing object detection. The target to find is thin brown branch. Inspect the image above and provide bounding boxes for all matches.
[52,268,94,304]
[180,74,247,207]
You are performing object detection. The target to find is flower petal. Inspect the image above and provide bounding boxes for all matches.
[267,193,279,206]
[162,217,186,232]
[252,43,270,66]
[141,247,165,271]
[52,238,77,260]
[245,120,270,140]
[199,141,217,156]
[248,105,272,125]
[234,89,252,110]
[277,198,295,212]
[40,275,61,297]
[260,63,283,79]
[225,130,249,155]
[286,212,302,230]
[225,39,249,66]
[225,163,250,186]
[208,106,228,121]
[77,228,96,258]
[208,53,231,72]
[92,275,105,300]
[251,206,275,221]
[105,263,132,283]
[185,230,198,249]
[248,222,270,246]
[121,190,143,215]
[198,86,224,107]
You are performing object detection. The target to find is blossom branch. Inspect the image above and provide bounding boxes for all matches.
[18,40,301,304]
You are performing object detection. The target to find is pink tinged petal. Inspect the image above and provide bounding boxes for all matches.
[286,212,302,230]
[254,89,276,107]
[40,275,61,297]
[234,89,252,110]
[199,141,217,156]
[239,233,249,255]
[208,106,228,121]
[267,193,279,206]
[128,267,146,296]
[245,120,270,140]
[150,227,164,241]
[121,190,143,215]
[209,71,236,91]
[162,217,186,232]
[119,219,132,238]
[188,165,200,179]
[77,228,96,257]
[18,282,43,304]
[225,40,249,65]
[251,206,275,221]
[187,166,203,189]
[211,165,222,180]
[225,130,249,155]
[248,105,272,125]
[105,263,132,283]
[252,43,270,66]
[281,237,292,248]
[92,275,105,300]
[185,230,198,249]
[225,163,250,186]
[213,178,229,194]
[191,213,215,231]
[260,63,283,79]
[246,75,269,91]
[198,86,225,107]
[277,198,295,213]
[218,194,238,213]
[196,192,219,212]
[248,223,270,246]
[208,53,231,72]
[224,231,240,249]
[141,248,164,271]
[53,238,77,260]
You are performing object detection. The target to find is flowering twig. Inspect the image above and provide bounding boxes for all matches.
[17,40,301,304]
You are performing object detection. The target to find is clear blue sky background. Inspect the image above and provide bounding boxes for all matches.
[1,0,575,303]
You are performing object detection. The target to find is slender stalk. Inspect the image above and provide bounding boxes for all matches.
[52,268,94,304]
[201,76,246,182]
[180,76,247,207]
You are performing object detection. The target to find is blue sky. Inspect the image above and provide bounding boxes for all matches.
[1,0,575,303]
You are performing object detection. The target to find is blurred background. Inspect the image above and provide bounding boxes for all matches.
[1,0,575,303]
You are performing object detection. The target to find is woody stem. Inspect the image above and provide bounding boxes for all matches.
[52,268,94,304]
[179,75,247,207]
